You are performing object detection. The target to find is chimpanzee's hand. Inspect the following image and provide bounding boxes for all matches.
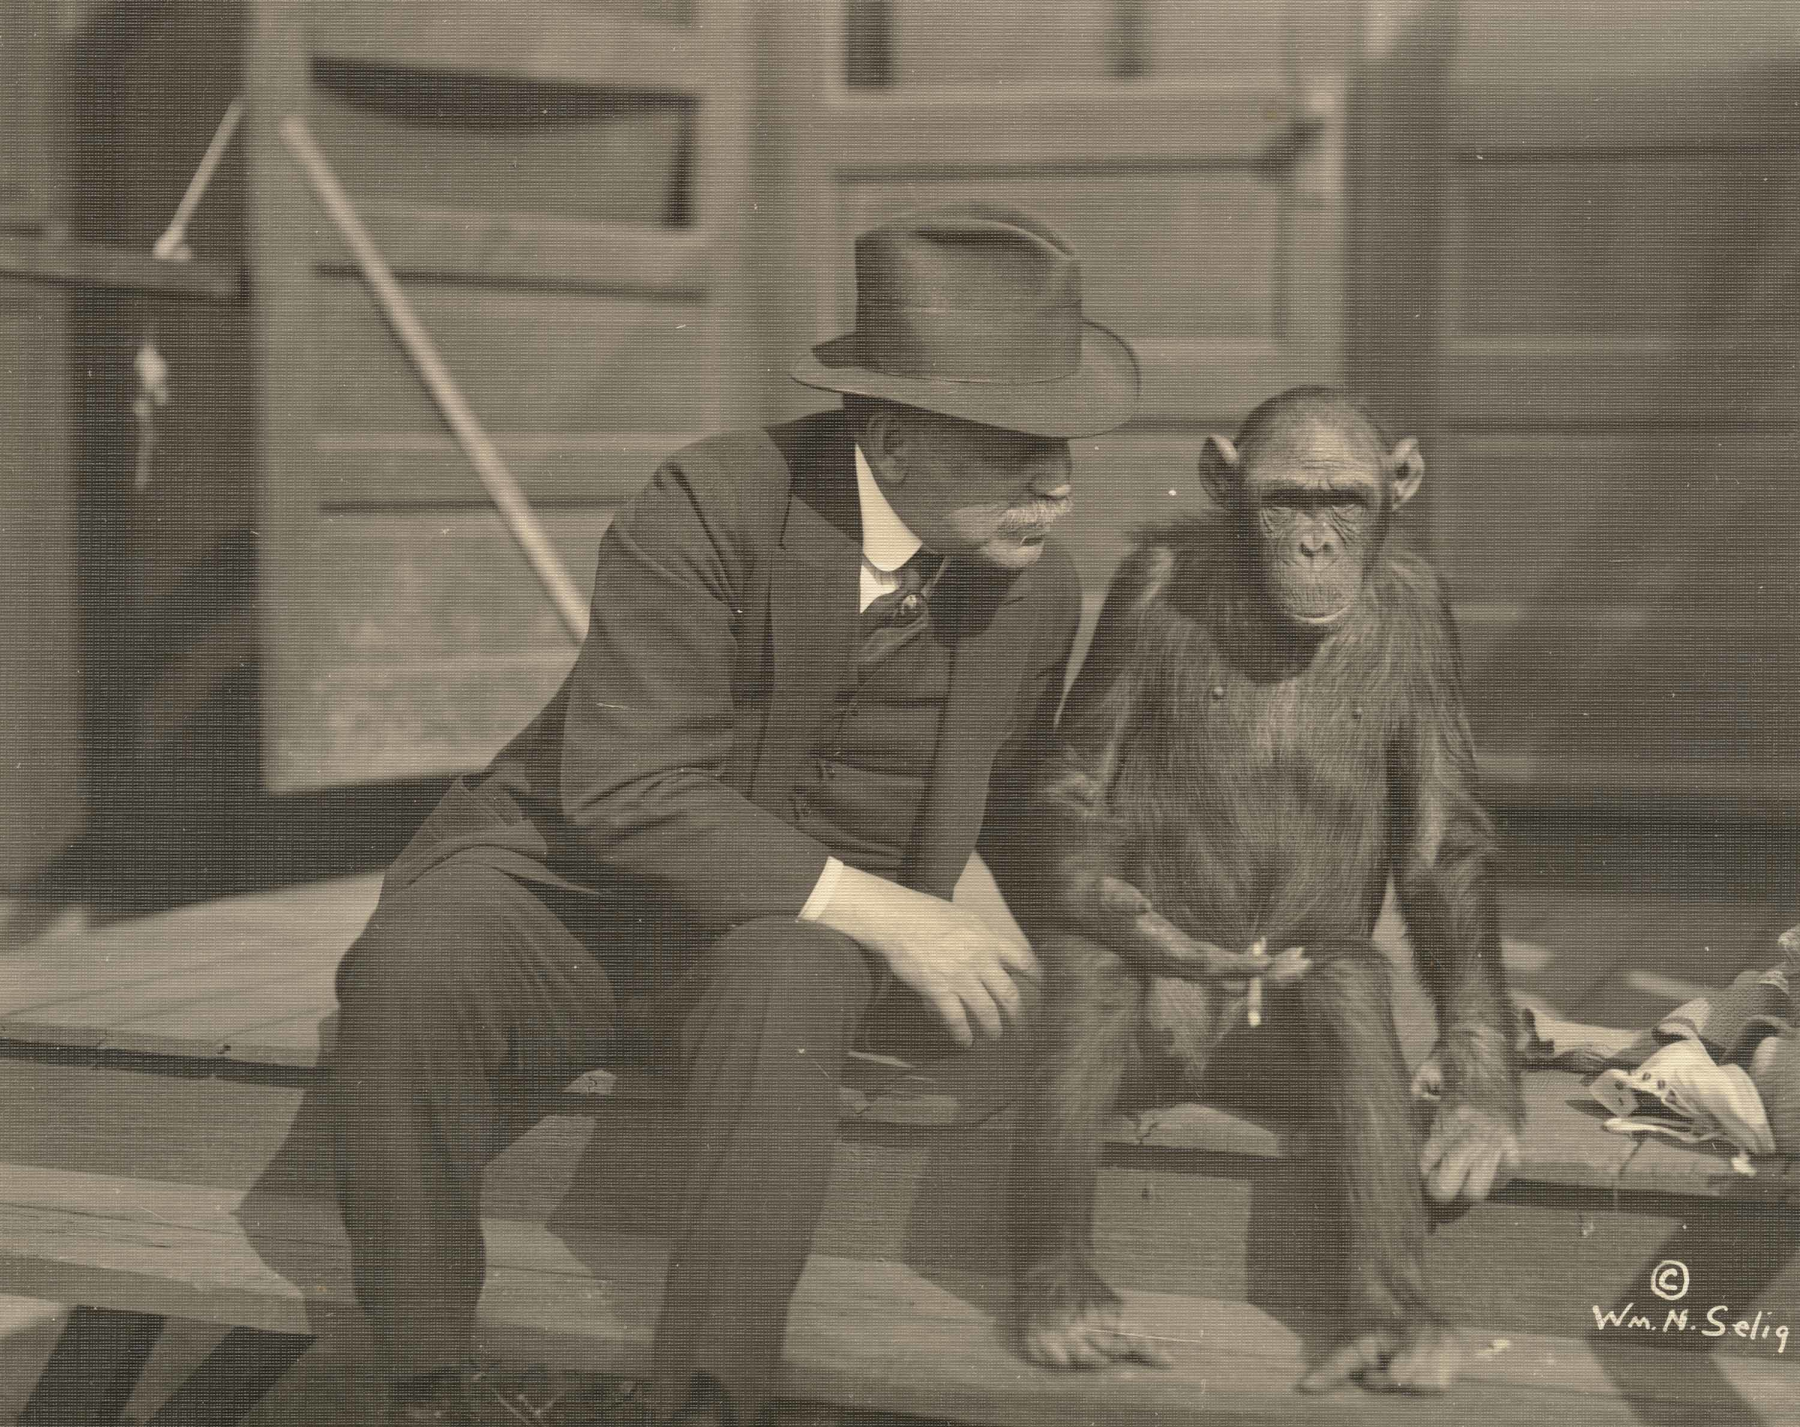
[1420,1103,1520,1203]
[1094,876,1310,988]
[1093,872,1154,921]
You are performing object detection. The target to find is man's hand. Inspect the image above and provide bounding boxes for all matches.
[814,864,1040,1048]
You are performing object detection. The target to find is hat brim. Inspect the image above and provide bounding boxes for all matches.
[789,318,1140,439]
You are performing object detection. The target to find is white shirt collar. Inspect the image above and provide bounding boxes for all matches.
[854,441,924,573]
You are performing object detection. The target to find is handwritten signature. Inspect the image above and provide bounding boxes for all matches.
[1591,1260,1790,1355]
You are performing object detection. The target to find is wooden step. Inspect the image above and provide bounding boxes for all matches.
[5,874,1799,1421]
[5,1159,1797,1427]
[4,1053,1797,1365]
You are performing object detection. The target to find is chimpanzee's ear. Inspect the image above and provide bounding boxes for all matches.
[1198,434,1240,508]
[1389,436,1425,509]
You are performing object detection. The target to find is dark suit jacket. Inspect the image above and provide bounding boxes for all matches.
[381,410,1081,939]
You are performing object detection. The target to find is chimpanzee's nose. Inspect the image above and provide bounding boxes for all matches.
[1299,530,1336,563]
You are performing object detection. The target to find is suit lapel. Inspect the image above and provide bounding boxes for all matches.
[751,419,862,812]
[905,564,1036,896]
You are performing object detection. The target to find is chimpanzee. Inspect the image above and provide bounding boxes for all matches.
[1008,386,1522,1393]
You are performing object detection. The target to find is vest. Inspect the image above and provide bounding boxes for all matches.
[787,623,951,884]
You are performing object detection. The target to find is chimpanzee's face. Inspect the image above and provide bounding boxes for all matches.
[1243,434,1388,630]
[1200,397,1424,635]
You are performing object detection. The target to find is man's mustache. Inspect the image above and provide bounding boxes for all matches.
[1000,495,1074,531]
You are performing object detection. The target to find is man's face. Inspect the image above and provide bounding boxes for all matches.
[872,408,1075,571]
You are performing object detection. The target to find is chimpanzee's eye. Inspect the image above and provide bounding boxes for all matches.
[1268,487,1368,513]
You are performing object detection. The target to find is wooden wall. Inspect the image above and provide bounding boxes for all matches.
[244,0,1363,788]
[1358,0,1800,813]
[12,0,1797,857]
[247,0,752,790]
[0,0,83,891]
[49,2,258,890]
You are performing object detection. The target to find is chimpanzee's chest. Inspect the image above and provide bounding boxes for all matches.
[1136,644,1394,787]
[1114,632,1404,949]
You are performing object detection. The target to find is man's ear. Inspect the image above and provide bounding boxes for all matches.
[1389,436,1425,509]
[1198,434,1240,508]
[863,406,909,483]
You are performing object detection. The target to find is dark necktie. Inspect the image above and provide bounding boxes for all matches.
[857,551,940,675]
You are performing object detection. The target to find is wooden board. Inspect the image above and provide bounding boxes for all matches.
[3,867,1796,1192]
[5,862,1787,1059]
[0,874,378,1056]
[5,1156,1799,1426]
[1,1051,1795,1330]
[305,1,704,96]
[0,234,240,302]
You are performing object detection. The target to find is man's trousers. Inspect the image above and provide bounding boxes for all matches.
[326,855,881,1421]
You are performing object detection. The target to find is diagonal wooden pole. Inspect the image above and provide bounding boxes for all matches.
[278,115,590,644]
[154,96,245,261]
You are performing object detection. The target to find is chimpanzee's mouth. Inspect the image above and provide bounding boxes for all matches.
[1290,601,1354,628]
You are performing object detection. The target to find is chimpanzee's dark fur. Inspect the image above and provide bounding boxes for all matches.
[1007,388,1521,1391]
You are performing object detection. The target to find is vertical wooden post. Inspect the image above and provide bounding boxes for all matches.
[0,0,84,889]
[244,0,321,791]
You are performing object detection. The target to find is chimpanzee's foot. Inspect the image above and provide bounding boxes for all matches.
[1297,1317,1462,1394]
[1022,1300,1175,1370]
[1017,1261,1173,1369]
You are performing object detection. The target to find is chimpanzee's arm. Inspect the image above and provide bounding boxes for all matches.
[1026,543,1169,925]
[1388,565,1523,1197]
[1024,539,1293,986]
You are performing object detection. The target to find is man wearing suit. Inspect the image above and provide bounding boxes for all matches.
[329,204,1141,1426]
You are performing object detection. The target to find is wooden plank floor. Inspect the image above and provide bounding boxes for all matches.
[2,864,1797,1202]
[0,875,376,1064]
[3,862,1792,1073]
[3,860,1798,1425]
[6,1158,1799,1427]
[1,1049,1796,1425]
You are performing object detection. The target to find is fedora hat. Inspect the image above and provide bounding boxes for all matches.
[791,203,1140,438]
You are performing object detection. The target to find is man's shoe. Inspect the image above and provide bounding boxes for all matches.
[387,1361,654,1426]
